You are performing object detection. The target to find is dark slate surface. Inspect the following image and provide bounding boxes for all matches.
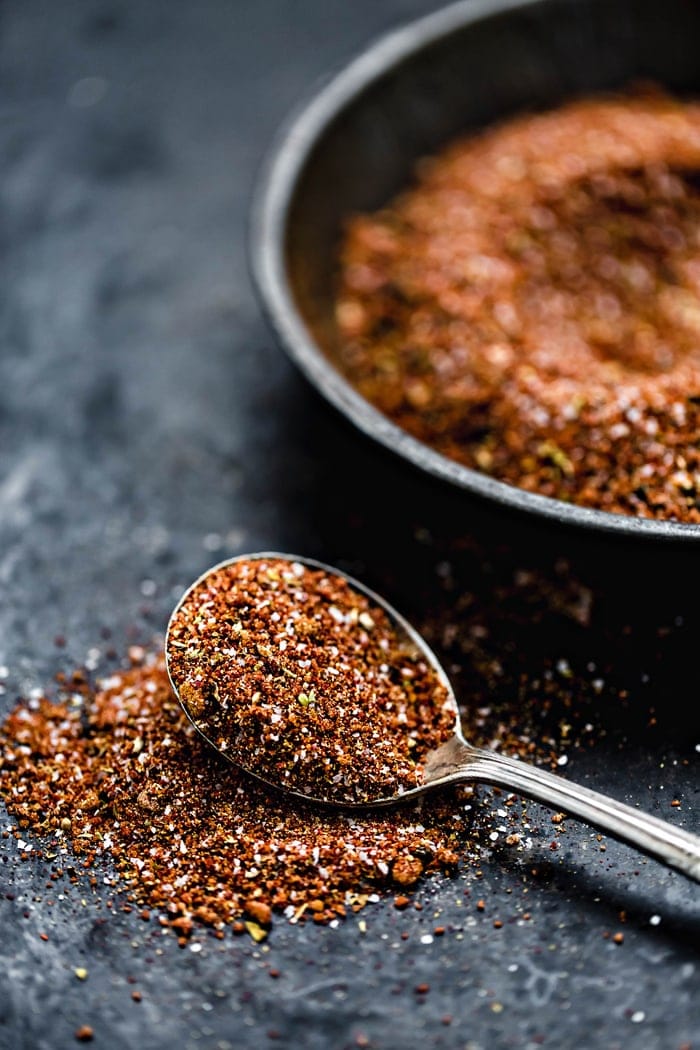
[0,2,698,1048]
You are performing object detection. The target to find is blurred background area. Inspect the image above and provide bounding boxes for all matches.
[0,5,698,1047]
[0,0,447,673]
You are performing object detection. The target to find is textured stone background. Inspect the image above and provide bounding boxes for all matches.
[0,2,698,1048]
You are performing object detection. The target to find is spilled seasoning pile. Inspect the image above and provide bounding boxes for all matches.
[336,93,700,521]
[167,557,455,804]
[1,549,681,939]
[0,653,465,936]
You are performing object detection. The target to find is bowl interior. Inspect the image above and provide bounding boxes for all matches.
[258,0,700,539]
[286,0,700,348]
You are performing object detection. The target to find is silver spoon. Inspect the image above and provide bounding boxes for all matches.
[166,552,700,882]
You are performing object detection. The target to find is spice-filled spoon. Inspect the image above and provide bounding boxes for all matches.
[166,553,700,882]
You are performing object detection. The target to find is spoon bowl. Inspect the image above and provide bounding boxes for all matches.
[166,551,459,807]
[166,553,700,881]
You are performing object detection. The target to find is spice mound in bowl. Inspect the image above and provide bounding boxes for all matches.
[167,557,455,804]
[335,93,700,522]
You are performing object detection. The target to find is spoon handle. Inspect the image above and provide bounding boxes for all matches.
[451,745,700,881]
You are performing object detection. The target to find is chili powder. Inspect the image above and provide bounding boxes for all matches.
[335,93,700,522]
[0,654,464,932]
[0,549,666,935]
[167,557,455,805]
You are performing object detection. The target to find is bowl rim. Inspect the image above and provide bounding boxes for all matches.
[249,0,700,542]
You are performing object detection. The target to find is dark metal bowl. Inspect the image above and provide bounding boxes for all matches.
[251,0,700,542]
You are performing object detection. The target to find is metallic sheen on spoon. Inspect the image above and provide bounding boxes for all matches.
[166,553,700,883]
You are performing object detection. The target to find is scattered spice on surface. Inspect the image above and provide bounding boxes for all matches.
[0,654,465,931]
[167,557,455,804]
[0,543,691,937]
[336,93,700,521]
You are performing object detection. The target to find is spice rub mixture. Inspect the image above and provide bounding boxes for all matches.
[0,656,462,933]
[167,557,455,804]
[336,94,700,521]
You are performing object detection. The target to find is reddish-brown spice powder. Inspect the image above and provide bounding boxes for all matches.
[335,93,700,521]
[0,654,465,932]
[0,548,675,936]
[167,557,455,804]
